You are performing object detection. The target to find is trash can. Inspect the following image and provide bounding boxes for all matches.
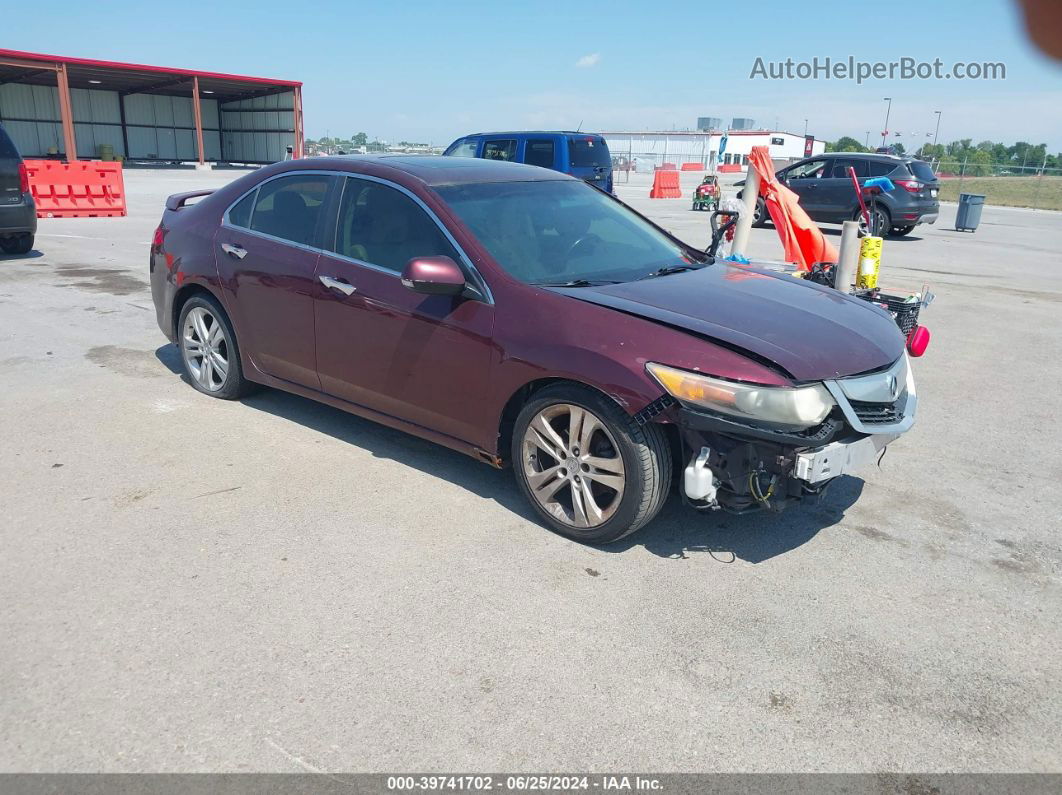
[956,193,985,232]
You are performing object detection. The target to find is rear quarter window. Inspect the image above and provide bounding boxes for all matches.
[907,160,938,182]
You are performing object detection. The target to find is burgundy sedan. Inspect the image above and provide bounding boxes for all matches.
[150,156,916,543]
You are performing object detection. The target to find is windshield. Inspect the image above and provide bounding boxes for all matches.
[568,137,611,169]
[435,180,702,285]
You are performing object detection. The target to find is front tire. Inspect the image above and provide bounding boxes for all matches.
[177,294,253,400]
[512,384,672,544]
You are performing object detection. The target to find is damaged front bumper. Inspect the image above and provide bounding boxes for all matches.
[671,355,916,513]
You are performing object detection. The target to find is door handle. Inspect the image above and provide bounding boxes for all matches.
[319,275,356,296]
[221,243,247,259]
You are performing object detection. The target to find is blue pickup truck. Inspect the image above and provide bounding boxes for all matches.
[444,131,614,193]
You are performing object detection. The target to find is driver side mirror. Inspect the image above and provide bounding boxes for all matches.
[400,256,466,296]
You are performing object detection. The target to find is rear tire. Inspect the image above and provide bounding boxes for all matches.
[0,234,33,255]
[177,294,254,400]
[512,383,672,544]
[890,225,915,237]
[858,205,891,237]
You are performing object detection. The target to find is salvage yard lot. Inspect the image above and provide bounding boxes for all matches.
[2,167,1061,772]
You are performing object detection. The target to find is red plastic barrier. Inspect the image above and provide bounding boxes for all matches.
[680,162,703,171]
[657,162,677,170]
[718,164,743,173]
[649,169,681,199]
[24,160,127,218]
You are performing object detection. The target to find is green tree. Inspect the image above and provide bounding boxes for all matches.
[892,142,906,156]
[828,136,866,153]
[351,132,368,147]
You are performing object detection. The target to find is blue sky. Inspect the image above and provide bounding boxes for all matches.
[7,0,1061,150]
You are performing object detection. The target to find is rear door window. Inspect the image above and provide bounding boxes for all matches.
[524,139,555,169]
[446,138,478,158]
[333,177,460,273]
[568,136,610,168]
[249,174,333,247]
[868,160,900,177]
[483,139,517,161]
[829,159,868,178]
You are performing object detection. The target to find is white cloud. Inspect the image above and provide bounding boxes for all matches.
[575,53,601,68]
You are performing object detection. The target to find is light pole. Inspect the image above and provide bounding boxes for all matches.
[803,118,808,137]
[865,131,871,148]
[881,98,892,149]
[932,110,942,146]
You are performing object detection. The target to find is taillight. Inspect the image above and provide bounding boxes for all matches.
[152,225,165,250]
[18,162,30,193]
[894,179,923,193]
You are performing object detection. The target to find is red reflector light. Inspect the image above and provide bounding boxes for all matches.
[894,179,923,193]
[18,162,30,193]
[907,325,930,357]
[903,213,919,220]
[152,226,165,249]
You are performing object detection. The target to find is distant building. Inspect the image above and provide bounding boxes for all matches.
[696,117,723,132]
[602,130,824,170]
[730,117,756,130]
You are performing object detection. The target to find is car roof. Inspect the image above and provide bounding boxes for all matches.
[304,154,574,187]
[461,131,605,139]
[817,151,905,162]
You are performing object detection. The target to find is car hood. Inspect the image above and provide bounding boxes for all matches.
[547,263,904,381]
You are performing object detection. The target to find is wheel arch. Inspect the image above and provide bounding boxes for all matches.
[172,282,224,339]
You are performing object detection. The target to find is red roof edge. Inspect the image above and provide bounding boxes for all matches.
[0,48,301,87]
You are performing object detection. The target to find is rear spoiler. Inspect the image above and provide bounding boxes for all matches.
[165,190,214,211]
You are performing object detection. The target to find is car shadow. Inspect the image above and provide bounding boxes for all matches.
[0,248,44,260]
[155,343,863,562]
[819,228,923,242]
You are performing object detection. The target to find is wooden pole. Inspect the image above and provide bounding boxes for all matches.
[192,76,206,165]
[55,62,77,162]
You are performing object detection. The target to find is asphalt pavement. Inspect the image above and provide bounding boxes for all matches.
[1,166,1060,772]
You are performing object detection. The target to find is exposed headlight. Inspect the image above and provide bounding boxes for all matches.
[646,362,835,431]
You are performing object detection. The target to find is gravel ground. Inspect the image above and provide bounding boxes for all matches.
[1,165,1060,773]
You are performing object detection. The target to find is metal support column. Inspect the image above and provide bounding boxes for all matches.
[192,76,206,165]
[55,62,77,162]
[292,85,304,159]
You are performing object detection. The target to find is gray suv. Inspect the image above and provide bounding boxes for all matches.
[743,152,940,238]
[0,123,36,255]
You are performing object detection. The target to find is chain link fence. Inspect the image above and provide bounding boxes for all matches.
[927,159,1062,211]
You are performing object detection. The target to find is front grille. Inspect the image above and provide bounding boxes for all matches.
[849,398,902,425]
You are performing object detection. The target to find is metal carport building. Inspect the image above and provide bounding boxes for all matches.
[0,48,303,164]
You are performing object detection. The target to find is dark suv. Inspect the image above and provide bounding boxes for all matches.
[744,152,940,237]
[0,123,36,255]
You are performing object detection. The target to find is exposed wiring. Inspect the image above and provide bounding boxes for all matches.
[748,471,775,506]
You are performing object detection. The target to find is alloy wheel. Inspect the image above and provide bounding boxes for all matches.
[182,306,230,392]
[521,403,626,529]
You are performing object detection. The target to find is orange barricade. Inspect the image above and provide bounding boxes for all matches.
[657,162,677,170]
[24,160,127,218]
[717,164,743,173]
[680,162,703,171]
[649,169,681,199]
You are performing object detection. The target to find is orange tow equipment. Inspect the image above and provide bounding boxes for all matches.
[747,146,837,271]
